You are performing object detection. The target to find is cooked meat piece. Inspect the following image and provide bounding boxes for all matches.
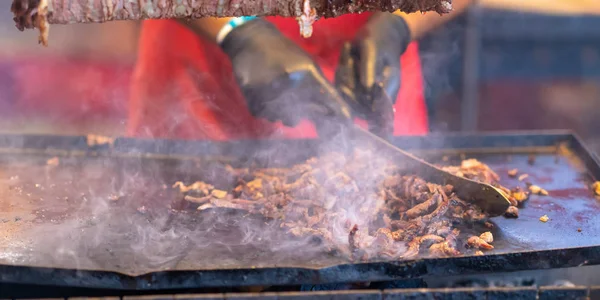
[390,220,411,231]
[467,236,494,250]
[442,158,500,184]
[429,241,460,257]
[402,237,423,259]
[404,194,440,219]
[479,232,493,244]
[197,198,257,211]
[461,159,481,169]
[511,188,529,204]
[463,207,487,223]
[211,189,228,199]
[402,235,445,259]
[173,181,214,195]
[505,206,519,218]
[419,235,445,248]
[507,169,518,177]
[518,174,529,181]
[429,228,461,257]
[592,181,600,196]
[441,185,453,194]
[529,185,549,196]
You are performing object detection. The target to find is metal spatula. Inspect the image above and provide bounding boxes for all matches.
[316,83,510,216]
[352,125,510,217]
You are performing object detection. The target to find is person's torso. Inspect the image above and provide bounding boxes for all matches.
[129,14,428,140]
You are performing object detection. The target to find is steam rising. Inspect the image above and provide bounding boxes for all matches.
[0,127,411,276]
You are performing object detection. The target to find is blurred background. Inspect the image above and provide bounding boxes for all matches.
[1,1,600,151]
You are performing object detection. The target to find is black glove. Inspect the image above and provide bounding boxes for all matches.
[336,13,411,136]
[221,19,351,128]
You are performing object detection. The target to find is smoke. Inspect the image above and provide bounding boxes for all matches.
[0,132,407,277]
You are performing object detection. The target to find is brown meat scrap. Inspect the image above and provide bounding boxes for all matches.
[467,236,494,250]
[505,206,519,218]
[529,185,549,196]
[479,232,493,244]
[593,181,600,196]
[441,159,500,184]
[176,152,517,261]
[511,187,529,204]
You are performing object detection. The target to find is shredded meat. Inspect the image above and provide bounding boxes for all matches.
[467,236,494,250]
[175,151,522,261]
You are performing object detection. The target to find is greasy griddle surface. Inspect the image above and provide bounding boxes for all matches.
[0,151,598,277]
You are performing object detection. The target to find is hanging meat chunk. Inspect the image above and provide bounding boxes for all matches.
[11,0,453,46]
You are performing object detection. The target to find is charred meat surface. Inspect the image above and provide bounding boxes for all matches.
[11,0,453,46]
[467,235,494,250]
[175,151,525,261]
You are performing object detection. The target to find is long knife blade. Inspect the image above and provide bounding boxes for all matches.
[353,126,511,217]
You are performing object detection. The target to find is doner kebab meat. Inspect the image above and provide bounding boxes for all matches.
[174,150,529,261]
[11,0,452,46]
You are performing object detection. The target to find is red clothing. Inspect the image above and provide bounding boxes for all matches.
[129,14,428,140]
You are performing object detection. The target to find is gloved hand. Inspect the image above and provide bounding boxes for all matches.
[221,19,351,128]
[335,13,411,136]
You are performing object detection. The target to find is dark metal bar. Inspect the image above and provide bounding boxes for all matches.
[483,287,538,300]
[590,286,600,299]
[538,286,588,300]
[0,129,579,155]
[460,0,482,131]
[50,286,593,300]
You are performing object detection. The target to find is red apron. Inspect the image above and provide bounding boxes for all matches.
[129,14,428,140]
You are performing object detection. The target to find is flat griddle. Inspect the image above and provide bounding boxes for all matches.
[0,131,599,291]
